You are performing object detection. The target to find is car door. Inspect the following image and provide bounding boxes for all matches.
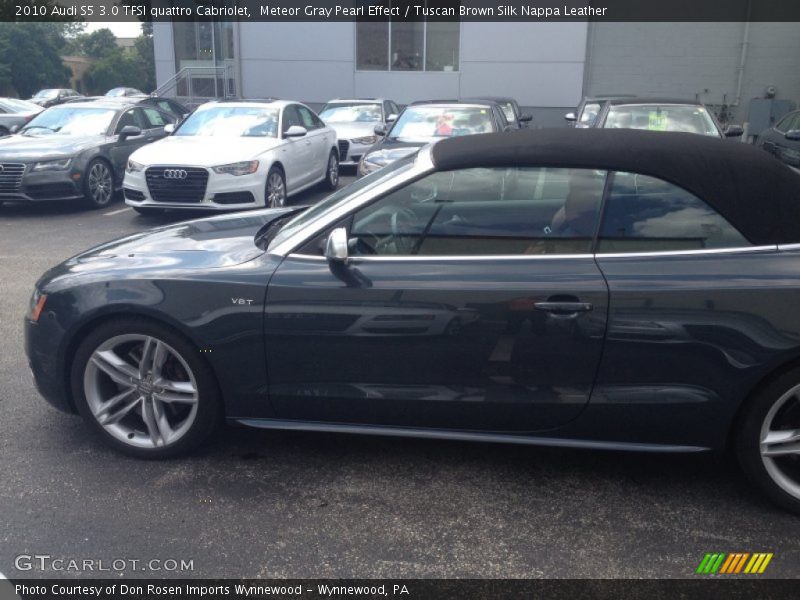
[280,104,314,190]
[109,108,148,180]
[591,171,790,447]
[264,166,609,432]
[297,105,331,180]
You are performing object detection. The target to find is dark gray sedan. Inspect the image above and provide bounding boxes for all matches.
[756,109,800,172]
[0,100,176,209]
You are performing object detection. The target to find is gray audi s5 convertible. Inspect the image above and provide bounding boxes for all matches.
[25,128,800,512]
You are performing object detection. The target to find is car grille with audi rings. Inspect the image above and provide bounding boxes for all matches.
[0,163,26,193]
[145,166,209,203]
[338,140,350,161]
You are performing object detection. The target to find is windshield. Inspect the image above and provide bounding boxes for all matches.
[21,107,116,136]
[106,88,127,97]
[604,104,720,137]
[0,98,41,113]
[267,155,416,252]
[320,103,382,123]
[388,106,495,141]
[175,106,280,138]
[33,89,59,99]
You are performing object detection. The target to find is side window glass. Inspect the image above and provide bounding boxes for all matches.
[349,167,606,256]
[297,106,317,130]
[115,109,142,133]
[142,108,174,128]
[282,106,302,134]
[579,103,601,126]
[776,114,793,133]
[598,172,751,254]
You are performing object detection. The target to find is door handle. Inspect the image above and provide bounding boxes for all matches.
[534,301,593,314]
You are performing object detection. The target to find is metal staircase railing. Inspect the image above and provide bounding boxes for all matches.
[153,64,237,106]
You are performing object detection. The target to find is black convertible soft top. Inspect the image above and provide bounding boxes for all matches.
[431,128,800,246]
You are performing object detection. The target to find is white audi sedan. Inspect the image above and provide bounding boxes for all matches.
[123,100,339,214]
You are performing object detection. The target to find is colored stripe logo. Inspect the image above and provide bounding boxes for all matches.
[696,552,773,574]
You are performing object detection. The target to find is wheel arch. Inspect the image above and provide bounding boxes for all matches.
[60,306,224,415]
[725,352,800,453]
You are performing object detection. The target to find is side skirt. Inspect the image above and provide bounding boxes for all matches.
[231,418,710,453]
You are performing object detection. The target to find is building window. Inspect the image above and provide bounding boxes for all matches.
[357,17,459,72]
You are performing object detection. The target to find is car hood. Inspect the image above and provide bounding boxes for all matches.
[329,121,380,140]
[131,135,284,166]
[38,207,301,291]
[362,138,424,165]
[0,133,103,160]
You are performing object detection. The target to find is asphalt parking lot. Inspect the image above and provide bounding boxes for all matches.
[1,173,798,580]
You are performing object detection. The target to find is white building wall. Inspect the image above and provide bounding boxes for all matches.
[584,22,800,121]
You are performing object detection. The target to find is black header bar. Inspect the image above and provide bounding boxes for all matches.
[4,0,800,22]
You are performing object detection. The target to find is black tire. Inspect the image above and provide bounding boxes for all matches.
[133,206,166,216]
[736,367,800,513]
[323,149,339,190]
[83,159,115,209]
[70,317,222,459]
[265,165,287,208]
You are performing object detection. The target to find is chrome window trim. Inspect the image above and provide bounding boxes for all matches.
[778,243,800,251]
[268,145,436,257]
[288,253,596,262]
[597,245,777,259]
[288,245,777,263]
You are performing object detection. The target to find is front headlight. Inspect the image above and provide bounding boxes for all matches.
[212,160,259,176]
[32,158,72,171]
[126,159,144,173]
[351,135,378,145]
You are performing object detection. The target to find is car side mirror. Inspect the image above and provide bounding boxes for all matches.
[9,125,19,134]
[284,125,307,138]
[325,227,349,263]
[725,124,744,138]
[564,112,577,122]
[519,113,533,123]
[785,129,800,141]
[118,125,142,139]
[163,123,175,134]
[374,124,387,136]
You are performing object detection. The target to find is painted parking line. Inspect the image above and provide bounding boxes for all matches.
[104,207,133,216]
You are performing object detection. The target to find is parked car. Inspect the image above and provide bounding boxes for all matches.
[471,96,532,129]
[29,88,83,108]
[123,100,339,215]
[0,98,43,136]
[25,128,800,513]
[565,94,636,128]
[65,95,190,121]
[319,98,401,167]
[0,100,176,208]
[357,99,511,176]
[756,109,800,171]
[566,96,743,138]
[106,87,144,98]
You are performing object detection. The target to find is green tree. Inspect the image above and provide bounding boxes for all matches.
[0,22,75,98]
[84,49,146,95]
[80,28,119,58]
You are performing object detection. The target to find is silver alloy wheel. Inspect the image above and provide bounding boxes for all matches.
[267,171,286,207]
[760,383,800,499]
[83,334,199,449]
[328,152,339,187]
[88,161,113,205]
